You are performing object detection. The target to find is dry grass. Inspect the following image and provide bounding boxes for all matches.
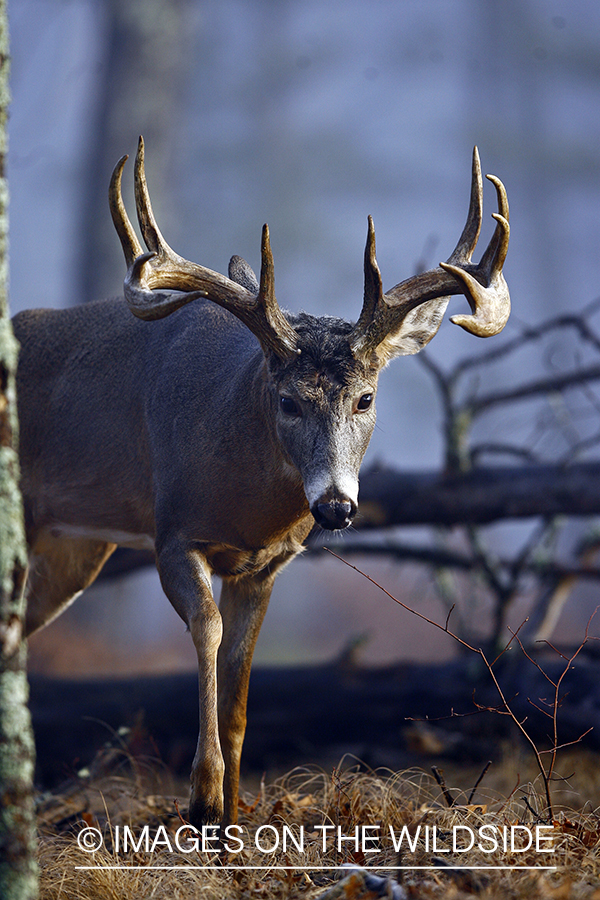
[35,746,600,899]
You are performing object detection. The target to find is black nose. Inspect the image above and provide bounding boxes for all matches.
[312,498,357,530]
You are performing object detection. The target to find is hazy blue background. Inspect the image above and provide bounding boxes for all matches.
[9,0,600,673]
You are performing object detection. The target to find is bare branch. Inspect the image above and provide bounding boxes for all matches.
[328,551,599,818]
[469,363,600,416]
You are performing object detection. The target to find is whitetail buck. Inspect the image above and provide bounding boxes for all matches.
[14,139,509,828]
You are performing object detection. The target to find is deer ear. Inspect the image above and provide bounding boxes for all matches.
[228,255,260,295]
[374,296,451,364]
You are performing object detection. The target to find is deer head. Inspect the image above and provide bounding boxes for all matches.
[109,138,509,530]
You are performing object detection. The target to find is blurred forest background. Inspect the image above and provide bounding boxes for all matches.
[8,0,600,676]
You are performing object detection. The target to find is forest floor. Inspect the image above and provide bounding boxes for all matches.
[36,742,600,899]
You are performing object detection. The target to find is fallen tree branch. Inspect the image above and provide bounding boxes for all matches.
[356,460,600,527]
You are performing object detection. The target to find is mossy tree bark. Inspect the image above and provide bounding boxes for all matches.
[0,2,38,897]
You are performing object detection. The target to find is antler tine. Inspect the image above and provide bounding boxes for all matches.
[255,225,300,358]
[478,173,510,273]
[109,154,144,268]
[352,216,384,340]
[348,214,456,358]
[445,145,483,266]
[258,223,275,304]
[134,136,178,262]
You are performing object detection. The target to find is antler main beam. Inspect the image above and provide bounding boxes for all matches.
[109,137,299,360]
[349,147,510,359]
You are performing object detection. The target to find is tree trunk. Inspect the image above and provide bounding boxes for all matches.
[0,3,38,895]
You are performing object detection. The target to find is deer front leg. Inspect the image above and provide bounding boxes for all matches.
[156,539,225,827]
[216,572,274,826]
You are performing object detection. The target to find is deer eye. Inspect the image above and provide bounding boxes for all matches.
[280,396,302,417]
[356,393,373,411]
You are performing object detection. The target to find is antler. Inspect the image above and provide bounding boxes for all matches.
[349,147,510,359]
[109,137,299,360]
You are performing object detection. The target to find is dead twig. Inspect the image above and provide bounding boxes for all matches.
[327,549,598,818]
[467,760,492,805]
[431,766,456,808]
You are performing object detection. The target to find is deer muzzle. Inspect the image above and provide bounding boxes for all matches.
[311,495,357,530]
